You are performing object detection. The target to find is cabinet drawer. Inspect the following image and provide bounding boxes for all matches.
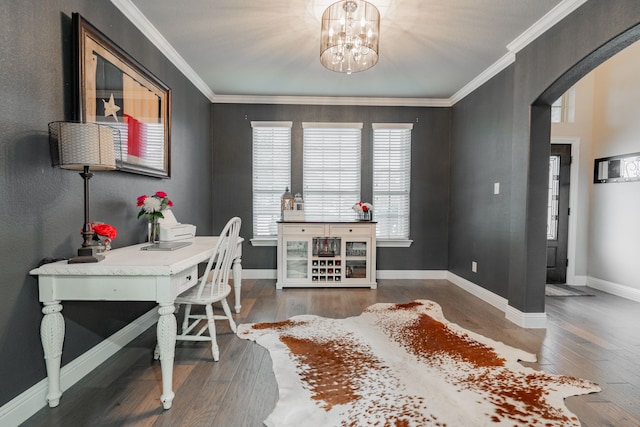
[174,266,198,295]
[330,224,373,235]
[281,224,325,235]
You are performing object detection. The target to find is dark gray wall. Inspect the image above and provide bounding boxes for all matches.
[211,104,451,271]
[449,67,514,298]
[0,1,212,406]
[450,0,640,312]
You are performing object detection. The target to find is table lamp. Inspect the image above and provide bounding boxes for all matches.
[48,121,118,263]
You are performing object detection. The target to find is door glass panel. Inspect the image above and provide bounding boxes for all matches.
[312,237,340,256]
[345,260,367,278]
[345,241,367,279]
[286,241,307,279]
[547,155,560,240]
[286,240,307,257]
[345,241,367,256]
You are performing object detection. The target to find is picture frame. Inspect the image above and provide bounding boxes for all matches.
[73,13,171,178]
[594,152,640,183]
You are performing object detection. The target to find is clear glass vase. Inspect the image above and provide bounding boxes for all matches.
[148,219,160,243]
[357,211,372,221]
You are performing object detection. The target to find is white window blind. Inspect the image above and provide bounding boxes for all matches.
[252,121,292,237]
[373,123,412,239]
[303,122,362,221]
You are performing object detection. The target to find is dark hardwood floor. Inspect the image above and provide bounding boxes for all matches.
[22,279,640,427]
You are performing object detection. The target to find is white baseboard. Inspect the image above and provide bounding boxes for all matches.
[201,269,640,306]
[446,272,508,312]
[243,269,547,327]
[0,309,158,427]
[241,269,277,279]
[505,305,547,329]
[569,275,587,286]
[377,270,447,280]
[587,276,640,303]
[446,272,547,329]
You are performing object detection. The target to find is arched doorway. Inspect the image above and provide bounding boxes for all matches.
[524,21,640,314]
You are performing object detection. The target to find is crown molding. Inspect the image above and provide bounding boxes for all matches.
[450,0,587,104]
[211,94,451,107]
[507,0,588,54]
[113,0,585,108]
[110,0,215,101]
[449,52,516,105]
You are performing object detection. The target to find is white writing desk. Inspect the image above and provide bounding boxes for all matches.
[30,236,243,409]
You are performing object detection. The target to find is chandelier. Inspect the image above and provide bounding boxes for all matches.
[320,0,380,74]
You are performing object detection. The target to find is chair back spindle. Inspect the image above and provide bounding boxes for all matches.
[168,216,242,362]
[196,217,241,300]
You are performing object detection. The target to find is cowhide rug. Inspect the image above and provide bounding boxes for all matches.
[237,300,600,427]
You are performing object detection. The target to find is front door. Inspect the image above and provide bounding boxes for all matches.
[546,144,571,283]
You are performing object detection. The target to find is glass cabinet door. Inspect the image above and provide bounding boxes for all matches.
[345,240,368,279]
[285,240,308,279]
[311,237,342,283]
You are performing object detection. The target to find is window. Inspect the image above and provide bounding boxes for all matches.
[302,122,362,221]
[551,86,575,123]
[373,123,412,240]
[252,121,292,238]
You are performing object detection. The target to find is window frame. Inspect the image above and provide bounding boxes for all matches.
[372,123,413,245]
[251,121,292,244]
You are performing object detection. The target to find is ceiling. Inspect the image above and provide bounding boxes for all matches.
[113,0,584,106]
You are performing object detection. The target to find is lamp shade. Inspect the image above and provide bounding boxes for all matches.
[48,122,117,171]
[320,0,380,74]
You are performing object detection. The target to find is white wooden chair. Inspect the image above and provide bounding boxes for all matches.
[173,217,241,361]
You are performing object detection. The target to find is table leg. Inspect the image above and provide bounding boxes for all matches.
[156,303,177,409]
[232,257,242,313]
[40,301,64,407]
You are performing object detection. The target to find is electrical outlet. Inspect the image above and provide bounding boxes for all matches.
[494,182,500,195]
[471,261,477,273]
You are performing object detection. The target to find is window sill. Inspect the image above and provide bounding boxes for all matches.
[377,239,413,248]
[251,237,277,247]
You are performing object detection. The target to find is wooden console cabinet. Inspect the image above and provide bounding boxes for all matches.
[276,221,377,289]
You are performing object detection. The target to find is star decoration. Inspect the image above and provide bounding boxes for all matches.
[102,93,121,122]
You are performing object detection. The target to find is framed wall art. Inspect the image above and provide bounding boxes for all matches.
[594,152,640,183]
[73,13,171,177]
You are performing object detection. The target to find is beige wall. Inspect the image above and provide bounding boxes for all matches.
[551,38,640,294]
[553,39,640,293]
[588,39,640,291]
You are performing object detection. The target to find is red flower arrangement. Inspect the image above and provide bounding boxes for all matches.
[352,201,373,221]
[90,222,117,242]
[352,201,373,213]
[137,191,174,220]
